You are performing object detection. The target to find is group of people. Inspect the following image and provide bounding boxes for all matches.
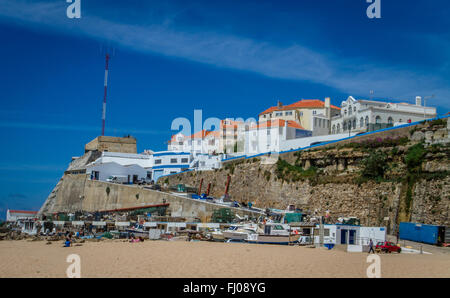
[129,234,145,243]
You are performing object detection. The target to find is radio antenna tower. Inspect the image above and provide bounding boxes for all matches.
[101,53,110,136]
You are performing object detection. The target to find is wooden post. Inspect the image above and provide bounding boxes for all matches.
[224,175,231,196]
[206,183,211,196]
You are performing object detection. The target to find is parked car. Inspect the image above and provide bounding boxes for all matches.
[376,241,401,253]
[106,175,128,184]
[136,178,149,185]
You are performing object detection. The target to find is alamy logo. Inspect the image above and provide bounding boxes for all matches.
[66,254,81,278]
[366,254,381,278]
[366,0,381,19]
[66,0,81,19]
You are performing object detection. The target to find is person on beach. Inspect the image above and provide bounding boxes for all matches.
[64,237,72,247]
[368,239,375,254]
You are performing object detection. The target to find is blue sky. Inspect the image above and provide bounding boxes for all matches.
[0,0,449,218]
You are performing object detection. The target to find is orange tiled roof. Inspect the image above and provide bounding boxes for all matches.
[205,131,220,138]
[259,99,340,115]
[9,210,38,214]
[251,119,306,130]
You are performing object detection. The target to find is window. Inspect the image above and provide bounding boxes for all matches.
[154,159,162,164]
[343,122,347,131]
[313,110,317,115]
[344,109,347,116]
[388,117,393,124]
[349,106,352,115]
[300,112,303,116]
[181,158,189,163]
[399,119,402,123]
[267,129,271,135]
[170,158,178,163]
[375,116,382,124]
[170,171,177,174]
[285,111,293,116]
[332,125,336,134]
[275,112,283,116]
[197,140,201,145]
[365,116,369,127]
[352,119,356,129]
[336,123,340,133]
[360,117,364,127]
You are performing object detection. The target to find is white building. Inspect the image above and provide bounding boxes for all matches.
[152,151,192,182]
[245,119,312,154]
[313,224,386,246]
[190,154,222,171]
[86,152,152,183]
[331,96,437,134]
[6,210,38,222]
[86,151,195,184]
[87,162,149,184]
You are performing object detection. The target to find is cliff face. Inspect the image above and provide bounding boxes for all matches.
[165,118,450,232]
[38,150,101,216]
[39,118,450,233]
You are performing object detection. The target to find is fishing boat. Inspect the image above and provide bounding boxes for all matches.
[222,223,258,241]
[245,223,300,245]
[209,228,225,241]
[126,224,148,238]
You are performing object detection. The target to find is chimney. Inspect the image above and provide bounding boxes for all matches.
[277,100,283,108]
[416,96,422,106]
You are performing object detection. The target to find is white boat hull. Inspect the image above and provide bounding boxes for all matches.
[245,234,300,245]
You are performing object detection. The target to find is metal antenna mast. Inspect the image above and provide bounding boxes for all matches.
[101,53,110,136]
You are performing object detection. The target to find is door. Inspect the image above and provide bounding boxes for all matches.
[133,175,138,183]
[341,229,347,244]
[349,230,356,244]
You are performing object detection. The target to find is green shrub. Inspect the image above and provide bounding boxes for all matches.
[360,150,388,179]
[405,143,426,172]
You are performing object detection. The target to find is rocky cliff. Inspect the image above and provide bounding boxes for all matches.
[165,118,450,233]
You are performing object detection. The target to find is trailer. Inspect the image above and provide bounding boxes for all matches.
[399,222,446,245]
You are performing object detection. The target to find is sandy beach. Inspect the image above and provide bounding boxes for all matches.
[0,240,449,278]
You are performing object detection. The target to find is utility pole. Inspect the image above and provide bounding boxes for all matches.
[101,53,110,136]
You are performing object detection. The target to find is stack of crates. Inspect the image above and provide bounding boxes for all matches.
[212,208,234,223]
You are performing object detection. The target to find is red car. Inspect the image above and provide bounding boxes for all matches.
[376,241,402,253]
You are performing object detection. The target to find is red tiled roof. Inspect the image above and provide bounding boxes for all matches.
[251,119,306,130]
[9,210,38,214]
[259,99,340,115]
[205,131,220,138]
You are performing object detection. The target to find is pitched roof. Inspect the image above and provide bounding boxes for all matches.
[205,131,220,138]
[9,210,38,214]
[285,99,340,110]
[259,99,340,115]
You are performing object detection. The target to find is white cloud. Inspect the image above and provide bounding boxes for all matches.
[0,0,449,108]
